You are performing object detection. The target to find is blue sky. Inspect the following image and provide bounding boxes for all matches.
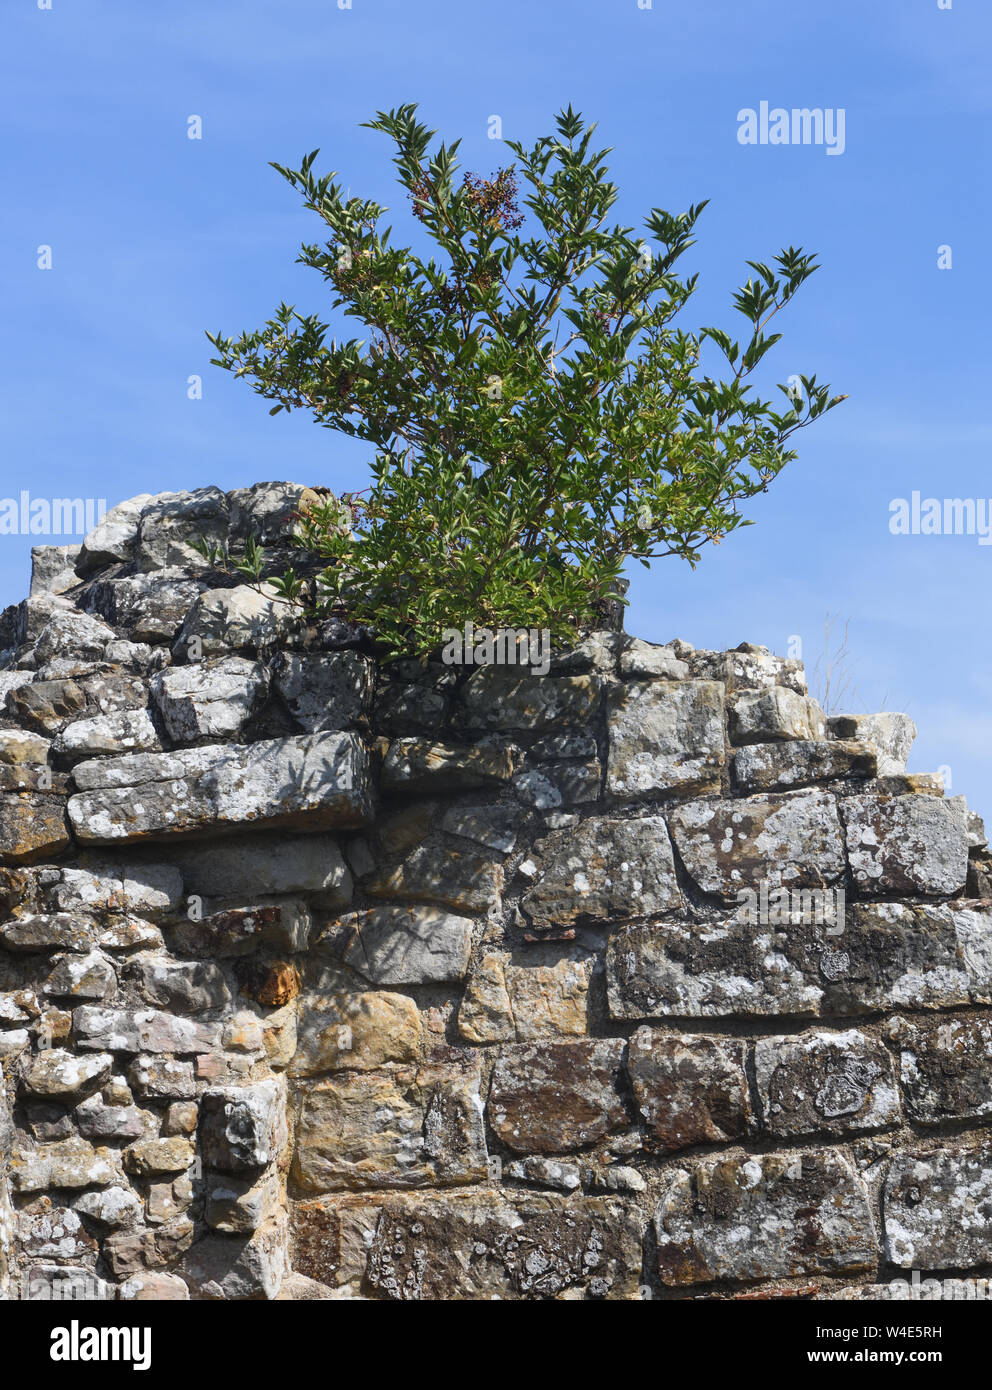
[2,0,991,815]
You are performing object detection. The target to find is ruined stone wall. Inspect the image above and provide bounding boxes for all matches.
[1,482,991,1301]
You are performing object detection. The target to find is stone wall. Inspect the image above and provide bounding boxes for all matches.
[1,482,991,1301]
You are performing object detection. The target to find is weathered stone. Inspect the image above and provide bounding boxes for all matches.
[68,731,373,844]
[895,1015,992,1125]
[103,1217,195,1278]
[607,680,724,801]
[205,1170,280,1234]
[33,610,116,667]
[46,862,183,916]
[119,1271,191,1300]
[366,1193,641,1300]
[163,1101,199,1136]
[366,843,501,914]
[607,912,816,1021]
[77,493,154,573]
[129,955,231,1012]
[73,1184,142,1229]
[618,639,689,680]
[754,1029,900,1138]
[132,487,229,573]
[174,582,301,658]
[149,657,269,744]
[179,1217,287,1300]
[10,1136,116,1192]
[627,1029,752,1152]
[335,904,474,985]
[513,761,601,809]
[458,951,594,1043]
[23,1049,112,1100]
[127,1056,196,1100]
[84,569,204,643]
[124,1137,196,1176]
[732,739,877,792]
[54,708,162,759]
[73,1005,220,1054]
[687,644,807,694]
[20,1265,114,1301]
[841,794,968,896]
[374,681,447,733]
[0,911,162,954]
[199,1081,286,1174]
[170,832,351,902]
[440,802,522,853]
[0,729,50,765]
[828,712,917,776]
[272,651,372,732]
[521,815,682,930]
[171,900,312,958]
[74,1095,156,1141]
[655,1150,875,1285]
[457,669,602,732]
[884,1145,992,1269]
[43,950,117,1001]
[382,738,517,793]
[5,679,86,735]
[728,687,826,745]
[228,480,318,543]
[0,795,71,865]
[291,991,422,1076]
[293,1059,487,1192]
[18,1206,98,1262]
[488,1040,629,1154]
[668,791,845,900]
[30,545,81,597]
[608,901,992,1021]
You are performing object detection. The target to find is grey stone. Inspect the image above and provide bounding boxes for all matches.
[457,669,603,732]
[487,1040,629,1154]
[668,790,845,900]
[54,707,161,759]
[522,814,682,931]
[149,657,269,743]
[83,571,203,643]
[132,487,229,573]
[896,1015,992,1125]
[30,546,81,597]
[67,731,373,844]
[130,955,231,1012]
[728,687,826,745]
[43,951,117,1001]
[46,862,183,917]
[22,1049,113,1100]
[885,1145,992,1270]
[382,737,517,793]
[841,794,968,896]
[732,739,876,792]
[655,1149,875,1285]
[10,1136,117,1192]
[754,1029,901,1138]
[365,842,501,913]
[174,583,302,658]
[618,639,690,679]
[440,802,522,853]
[169,832,352,902]
[272,651,372,731]
[607,679,725,800]
[627,1029,752,1152]
[337,904,474,985]
[73,1005,220,1054]
[199,1080,286,1173]
[828,712,917,776]
[77,493,154,573]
